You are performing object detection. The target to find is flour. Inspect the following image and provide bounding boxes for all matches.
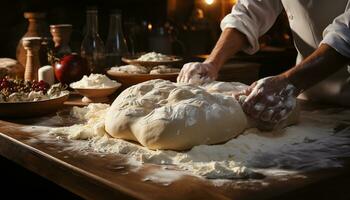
[109,65,149,74]
[47,103,350,179]
[141,168,188,186]
[136,52,175,62]
[52,103,109,139]
[70,74,120,89]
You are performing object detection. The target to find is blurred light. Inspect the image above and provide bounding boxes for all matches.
[147,23,152,31]
[204,0,214,5]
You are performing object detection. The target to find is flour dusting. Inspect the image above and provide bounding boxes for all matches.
[43,103,350,179]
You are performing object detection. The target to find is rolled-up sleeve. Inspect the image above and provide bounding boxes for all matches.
[220,0,283,54]
[321,8,350,58]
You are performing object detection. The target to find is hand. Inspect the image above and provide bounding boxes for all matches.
[177,62,218,85]
[234,75,300,125]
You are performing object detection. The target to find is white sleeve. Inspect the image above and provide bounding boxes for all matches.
[220,0,283,54]
[321,7,350,58]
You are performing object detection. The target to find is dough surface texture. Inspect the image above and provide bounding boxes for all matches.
[110,64,149,74]
[105,79,248,150]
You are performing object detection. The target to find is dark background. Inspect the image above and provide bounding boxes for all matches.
[0,0,172,58]
[0,0,296,73]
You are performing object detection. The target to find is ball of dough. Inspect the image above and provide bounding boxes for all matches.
[105,79,248,150]
[202,81,300,130]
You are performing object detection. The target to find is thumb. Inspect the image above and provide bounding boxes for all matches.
[233,89,250,104]
[233,82,256,99]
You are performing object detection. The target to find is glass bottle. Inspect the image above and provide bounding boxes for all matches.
[81,8,105,73]
[105,11,128,67]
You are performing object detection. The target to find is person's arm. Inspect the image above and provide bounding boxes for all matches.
[235,44,350,127]
[284,44,349,92]
[286,3,350,90]
[235,6,350,126]
[204,28,248,71]
[177,0,283,84]
[177,28,248,84]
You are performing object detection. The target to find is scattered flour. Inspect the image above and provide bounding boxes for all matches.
[46,103,350,179]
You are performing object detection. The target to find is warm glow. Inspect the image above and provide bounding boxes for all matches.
[147,23,152,31]
[204,0,214,5]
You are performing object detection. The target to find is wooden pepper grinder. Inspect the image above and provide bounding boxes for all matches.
[16,12,50,67]
[22,37,42,81]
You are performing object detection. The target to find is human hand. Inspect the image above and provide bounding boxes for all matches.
[177,62,218,85]
[234,75,300,125]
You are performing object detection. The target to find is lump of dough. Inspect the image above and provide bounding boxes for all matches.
[149,65,180,74]
[0,58,24,78]
[105,79,248,150]
[110,64,149,74]
[202,81,249,96]
[202,81,300,130]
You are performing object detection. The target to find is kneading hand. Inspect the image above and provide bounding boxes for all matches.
[177,62,218,85]
[234,75,300,125]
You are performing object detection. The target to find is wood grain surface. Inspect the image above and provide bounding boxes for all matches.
[0,102,350,200]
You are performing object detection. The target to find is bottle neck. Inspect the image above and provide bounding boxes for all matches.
[86,10,99,34]
[108,14,123,36]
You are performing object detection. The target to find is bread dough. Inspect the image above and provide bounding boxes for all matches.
[105,79,248,150]
[202,81,249,96]
[0,58,24,78]
[149,65,180,74]
[110,64,149,74]
[105,79,299,150]
[202,81,299,130]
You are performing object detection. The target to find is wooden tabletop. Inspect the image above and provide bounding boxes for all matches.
[0,101,350,200]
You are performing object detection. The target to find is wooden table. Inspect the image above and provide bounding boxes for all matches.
[0,102,350,200]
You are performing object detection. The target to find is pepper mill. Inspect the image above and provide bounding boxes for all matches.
[50,24,72,57]
[22,37,42,81]
[16,12,50,67]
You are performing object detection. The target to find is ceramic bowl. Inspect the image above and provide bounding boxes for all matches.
[70,84,121,103]
[121,54,183,69]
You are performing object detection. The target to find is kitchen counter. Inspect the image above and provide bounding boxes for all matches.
[0,101,350,200]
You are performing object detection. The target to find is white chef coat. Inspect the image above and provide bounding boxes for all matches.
[221,0,350,106]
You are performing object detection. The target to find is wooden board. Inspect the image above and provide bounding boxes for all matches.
[0,103,350,200]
